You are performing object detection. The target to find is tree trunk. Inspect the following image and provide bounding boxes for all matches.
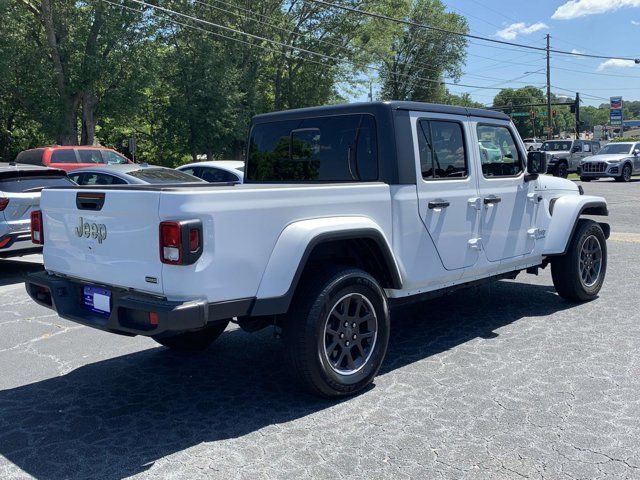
[57,95,80,145]
[206,149,214,162]
[81,93,99,145]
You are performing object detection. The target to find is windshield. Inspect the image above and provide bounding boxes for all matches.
[126,168,205,184]
[0,176,74,192]
[598,143,634,155]
[541,141,572,151]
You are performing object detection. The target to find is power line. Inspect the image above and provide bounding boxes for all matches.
[306,0,640,62]
[108,0,534,94]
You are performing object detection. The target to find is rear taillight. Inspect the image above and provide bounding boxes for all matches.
[31,210,44,245]
[0,198,9,211]
[160,221,182,264]
[159,220,203,265]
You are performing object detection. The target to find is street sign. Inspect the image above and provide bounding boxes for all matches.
[511,112,529,117]
[610,97,623,126]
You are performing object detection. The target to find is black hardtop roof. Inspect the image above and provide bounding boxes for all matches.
[252,101,510,123]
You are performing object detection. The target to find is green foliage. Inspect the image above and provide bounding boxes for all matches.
[611,137,640,142]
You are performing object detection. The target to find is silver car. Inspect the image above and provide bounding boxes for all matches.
[67,164,206,185]
[0,163,74,258]
[578,142,640,182]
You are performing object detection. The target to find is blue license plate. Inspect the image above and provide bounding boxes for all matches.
[83,286,111,315]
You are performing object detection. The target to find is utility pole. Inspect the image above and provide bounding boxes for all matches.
[575,92,581,138]
[546,34,552,139]
[368,81,373,102]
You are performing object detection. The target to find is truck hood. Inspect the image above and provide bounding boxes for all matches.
[535,175,579,193]
[545,151,570,158]
[583,154,631,163]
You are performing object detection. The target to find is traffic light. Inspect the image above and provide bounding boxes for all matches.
[530,110,537,119]
[552,109,557,118]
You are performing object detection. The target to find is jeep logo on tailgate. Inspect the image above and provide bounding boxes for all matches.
[75,217,107,244]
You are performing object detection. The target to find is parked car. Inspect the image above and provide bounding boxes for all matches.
[68,164,206,185]
[15,146,131,172]
[522,137,544,151]
[541,139,600,177]
[176,161,244,183]
[26,101,609,398]
[578,142,640,182]
[0,163,74,258]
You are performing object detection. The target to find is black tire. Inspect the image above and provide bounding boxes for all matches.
[283,267,390,397]
[556,161,569,178]
[551,220,607,302]
[579,177,592,182]
[619,163,632,182]
[154,320,229,351]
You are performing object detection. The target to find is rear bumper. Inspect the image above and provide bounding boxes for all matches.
[0,231,42,258]
[25,271,252,337]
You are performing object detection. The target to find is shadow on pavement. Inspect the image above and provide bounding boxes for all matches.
[0,280,571,479]
[0,258,43,288]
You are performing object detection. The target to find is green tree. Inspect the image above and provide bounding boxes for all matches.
[378,0,468,103]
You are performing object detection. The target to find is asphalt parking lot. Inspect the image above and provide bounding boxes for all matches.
[1,179,639,479]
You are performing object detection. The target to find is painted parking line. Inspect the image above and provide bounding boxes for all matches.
[609,232,640,243]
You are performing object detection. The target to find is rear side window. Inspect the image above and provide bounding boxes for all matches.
[77,150,104,164]
[51,150,78,164]
[417,120,468,179]
[15,149,45,166]
[0,176,74,192]
[246,114,378,182]
[126,168,204,184]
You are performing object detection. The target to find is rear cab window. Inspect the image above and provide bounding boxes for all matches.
[15,149,45,166]
[246,114,378,182]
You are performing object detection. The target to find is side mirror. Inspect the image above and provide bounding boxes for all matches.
[525,151,547,181]
[571,146,581,153]
[634,149,640,156]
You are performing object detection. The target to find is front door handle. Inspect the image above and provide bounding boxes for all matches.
[428,199,450,209]
[483,195,502,205]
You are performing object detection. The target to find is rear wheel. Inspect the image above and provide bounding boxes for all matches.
[154,320,229,351]
[283,267,390,397]
[551,220,607,302]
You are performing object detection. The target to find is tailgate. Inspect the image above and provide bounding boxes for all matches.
[41,188,164,294]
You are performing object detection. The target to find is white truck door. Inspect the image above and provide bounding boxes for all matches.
[412,113,481,270]
[472,120,536,262]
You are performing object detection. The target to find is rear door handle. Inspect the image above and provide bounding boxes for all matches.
[428,199,450,209]
[483,195,502,205]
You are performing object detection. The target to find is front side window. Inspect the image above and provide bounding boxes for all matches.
[417,120,468,179]
[102,150,129,164]
[246,114,378,182]
[476,125,523,177]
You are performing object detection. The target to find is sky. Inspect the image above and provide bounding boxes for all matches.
[361,0,640,107]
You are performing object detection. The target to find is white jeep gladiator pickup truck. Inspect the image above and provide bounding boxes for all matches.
[26,102,609,397]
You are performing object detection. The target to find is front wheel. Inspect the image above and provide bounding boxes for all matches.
[618,163,632,182]
[551,220,607,302]
[154,320,229,351]
[283,267,390,397]
[555,162,568,178]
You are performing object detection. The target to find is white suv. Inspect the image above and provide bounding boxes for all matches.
[26,102,609,397]
[0,164,74,258]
